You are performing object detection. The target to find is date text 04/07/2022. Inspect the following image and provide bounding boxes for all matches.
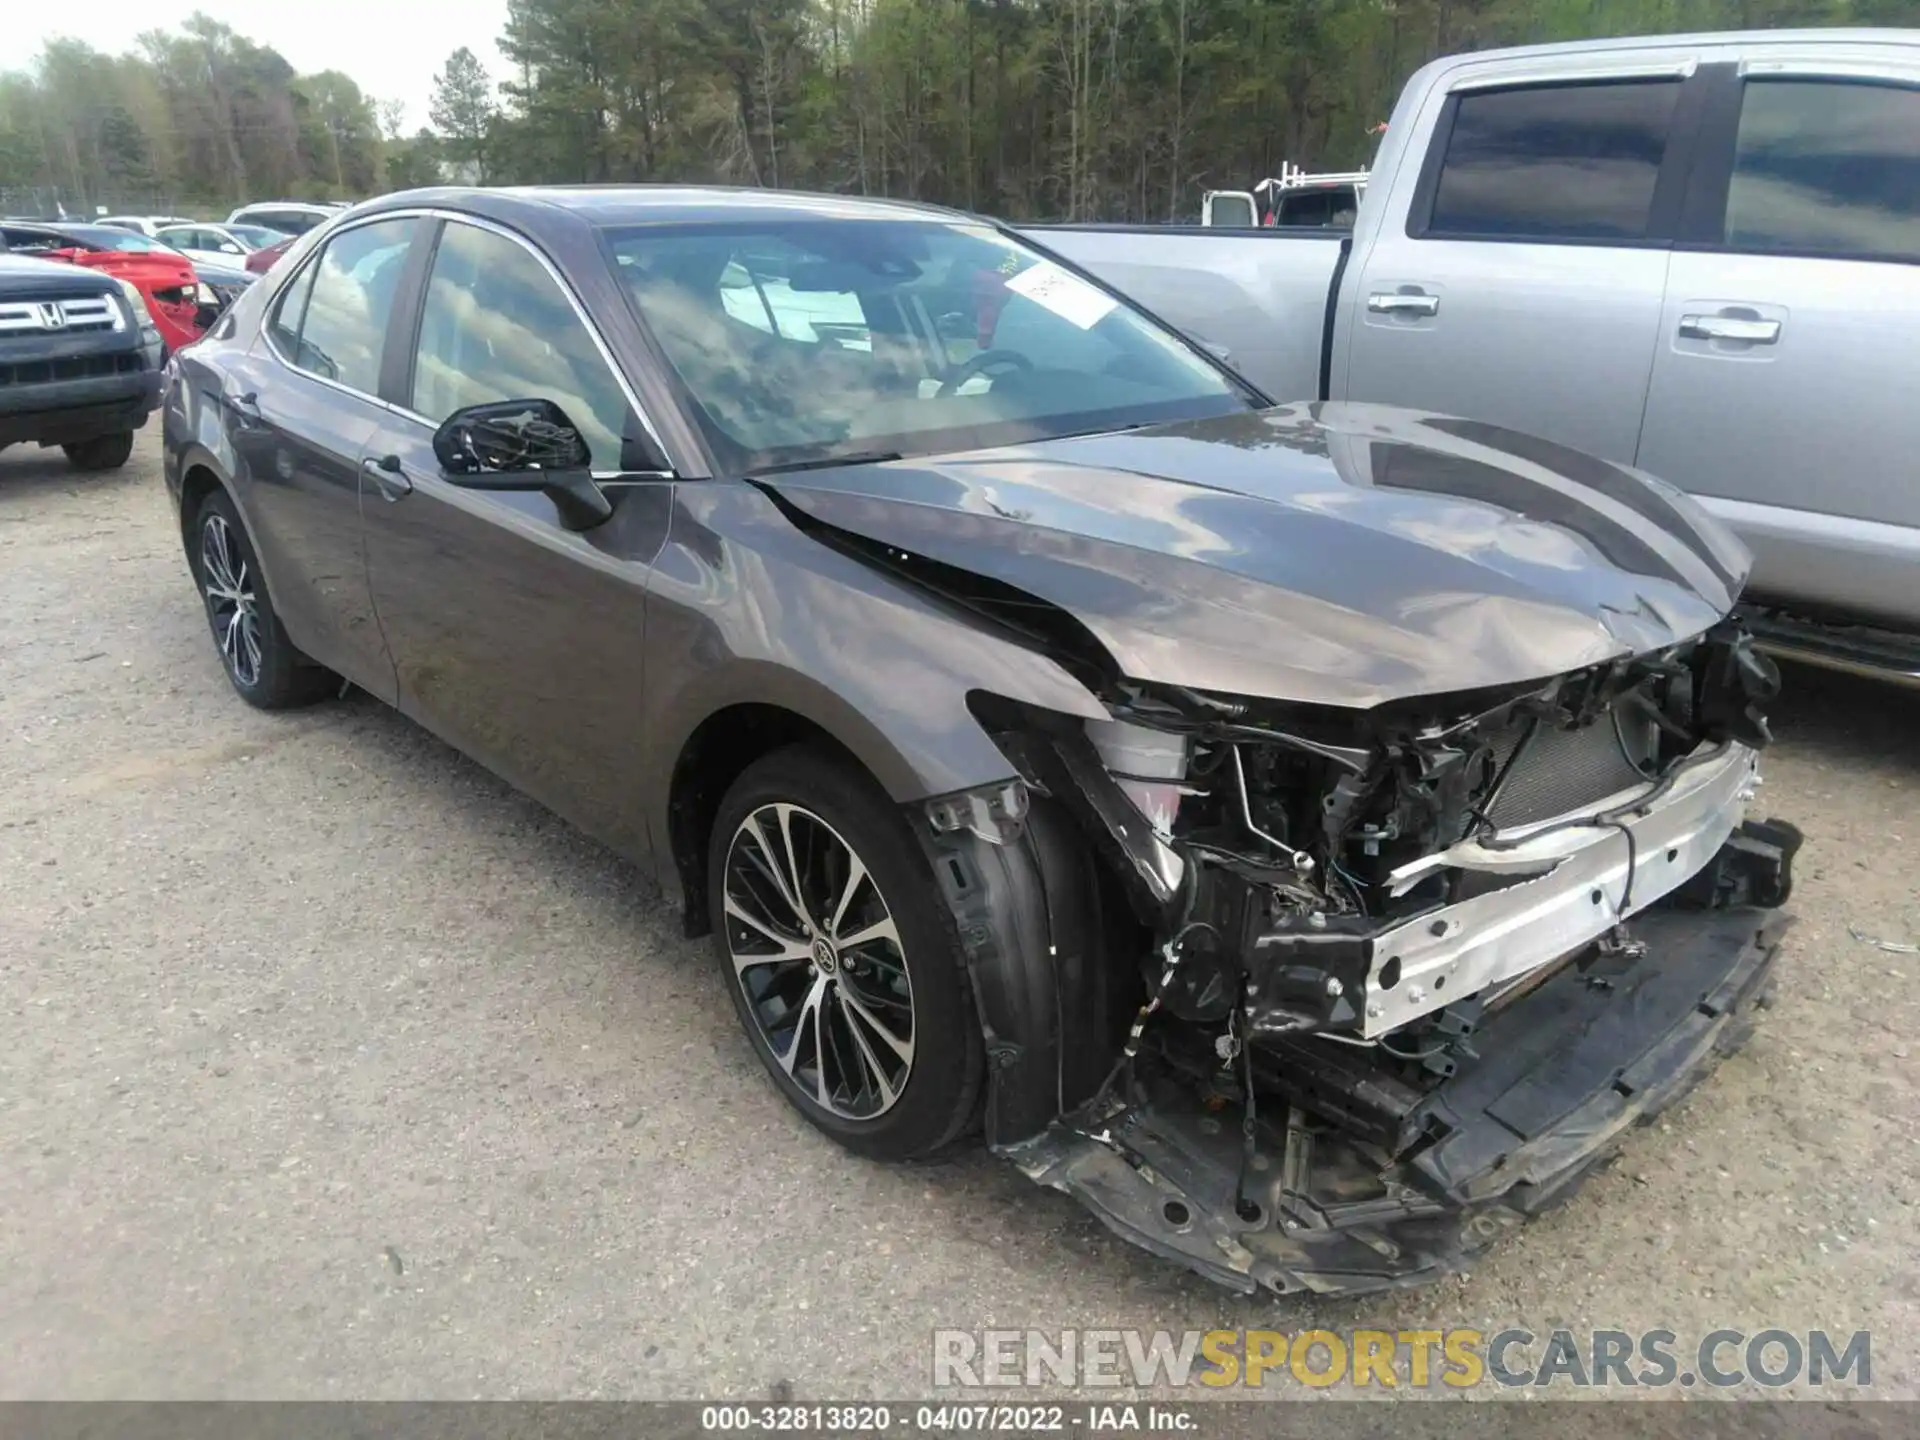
[698,1402,1198,1432]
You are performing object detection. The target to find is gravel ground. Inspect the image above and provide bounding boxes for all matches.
[2,431,1916,1402]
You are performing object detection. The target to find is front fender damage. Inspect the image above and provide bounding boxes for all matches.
[918,626,1798,1296]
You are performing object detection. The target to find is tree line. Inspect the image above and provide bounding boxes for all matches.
[0,14,438,217]
[3,1,1913,223]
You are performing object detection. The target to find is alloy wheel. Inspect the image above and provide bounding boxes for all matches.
[721,802,915,1120]
[200,513,262,688]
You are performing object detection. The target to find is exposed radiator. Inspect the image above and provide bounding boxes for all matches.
[1484,705,1656,830]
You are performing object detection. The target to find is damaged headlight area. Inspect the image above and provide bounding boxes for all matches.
[949,622,1799,1296]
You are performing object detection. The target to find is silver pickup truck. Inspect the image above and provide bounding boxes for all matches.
[1034,27,1920,682]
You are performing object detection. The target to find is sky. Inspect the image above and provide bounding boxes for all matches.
[3,0,513,129]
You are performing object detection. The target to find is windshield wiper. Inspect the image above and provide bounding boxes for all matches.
[750,449,904,476]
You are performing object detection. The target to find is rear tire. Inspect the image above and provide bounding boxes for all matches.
[62,432,134,471]
[192,488,337,710]
[708,744,985,1161]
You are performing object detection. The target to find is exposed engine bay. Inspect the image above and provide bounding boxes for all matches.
[754,404,1798,1295]
[935,623,1797,1295]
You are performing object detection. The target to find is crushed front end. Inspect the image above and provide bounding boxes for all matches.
[956,624,1798,1295]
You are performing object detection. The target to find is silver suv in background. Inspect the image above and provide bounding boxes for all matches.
[1035,29,1920,683]
[225,202,350,237]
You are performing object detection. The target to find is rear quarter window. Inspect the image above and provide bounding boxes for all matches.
[1422,79,1684,241]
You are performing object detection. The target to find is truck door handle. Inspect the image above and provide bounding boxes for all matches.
[1368,292,1439,316]
[361,453,413,501]
[1680,314,1780,344]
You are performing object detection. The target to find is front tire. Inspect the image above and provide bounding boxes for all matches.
[192,488,337,710]
[708,745,985,1161]
[62,432,134,471]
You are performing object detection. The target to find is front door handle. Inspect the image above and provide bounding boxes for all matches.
[1680,314,1781,344]
[1368,292,1440,316]
[361,453,413,501]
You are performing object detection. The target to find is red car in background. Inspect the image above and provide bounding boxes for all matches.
[0,222,205,352]
[245,236,295,274]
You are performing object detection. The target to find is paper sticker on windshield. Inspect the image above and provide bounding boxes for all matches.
[1005,261,1117,330]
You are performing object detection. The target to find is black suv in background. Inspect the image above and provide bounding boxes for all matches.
[0,252,165,471]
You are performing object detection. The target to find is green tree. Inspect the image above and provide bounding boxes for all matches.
[3,0,1915,219]
[430,46,498,183]
[386,128,445,190]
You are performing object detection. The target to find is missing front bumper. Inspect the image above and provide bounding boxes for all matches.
[999,892,1790,1297]
[1246,742,1763,1039]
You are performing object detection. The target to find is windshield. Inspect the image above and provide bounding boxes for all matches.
[604,219,1250,470]
[228,225,281,248]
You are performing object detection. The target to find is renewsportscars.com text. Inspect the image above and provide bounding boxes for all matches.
[932,1327,1871,1390]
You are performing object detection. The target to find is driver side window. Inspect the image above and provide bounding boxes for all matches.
[410,221,637,471]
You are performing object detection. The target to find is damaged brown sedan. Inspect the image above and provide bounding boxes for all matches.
[162,187,1797,1296]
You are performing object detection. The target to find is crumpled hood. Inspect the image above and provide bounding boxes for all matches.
[762,402,1753,709]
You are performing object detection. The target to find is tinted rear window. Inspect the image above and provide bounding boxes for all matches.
[243,210,326,235]
[1725,79,1920,263]
[1427,79,1683,240]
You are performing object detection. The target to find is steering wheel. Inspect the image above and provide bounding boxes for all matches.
[936,348,1033,398]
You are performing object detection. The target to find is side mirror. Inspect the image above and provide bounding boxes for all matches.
[431,398,613,532]
[220,242,242,254]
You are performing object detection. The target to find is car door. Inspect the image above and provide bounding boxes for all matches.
[159,228,215,266]
[208,229,250,263]
[1343,61,1708,463]
[218,215,424,698]
[358,215,675,857]
[1636,58,1920,629]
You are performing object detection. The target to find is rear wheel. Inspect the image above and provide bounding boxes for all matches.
[709,745,985,1161]
[62,432,134,471]
[193,488,337,709]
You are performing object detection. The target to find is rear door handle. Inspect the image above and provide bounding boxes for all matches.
[1368,292,1440,316]
[1680,314,1780,344]
[361,453,413,501]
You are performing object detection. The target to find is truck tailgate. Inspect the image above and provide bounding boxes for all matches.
[1021,225,1346,404]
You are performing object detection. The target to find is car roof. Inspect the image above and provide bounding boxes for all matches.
[1435,25,1920,67]
[362,184,974,230]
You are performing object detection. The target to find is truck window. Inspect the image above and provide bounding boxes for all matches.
[1205,193,1257,227]
[1724,79,1920,264]
[1275,186,1360,228]
[1424,79,1683,240]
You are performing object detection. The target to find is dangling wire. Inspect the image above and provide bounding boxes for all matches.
[1088,919,1219,1111]
[1233,987,1260,1220]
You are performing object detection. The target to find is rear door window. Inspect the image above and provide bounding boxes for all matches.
[266,258,318,355]
[1425,79,1684,240]
[1723,78,1920,263]
[272,218,418,394]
